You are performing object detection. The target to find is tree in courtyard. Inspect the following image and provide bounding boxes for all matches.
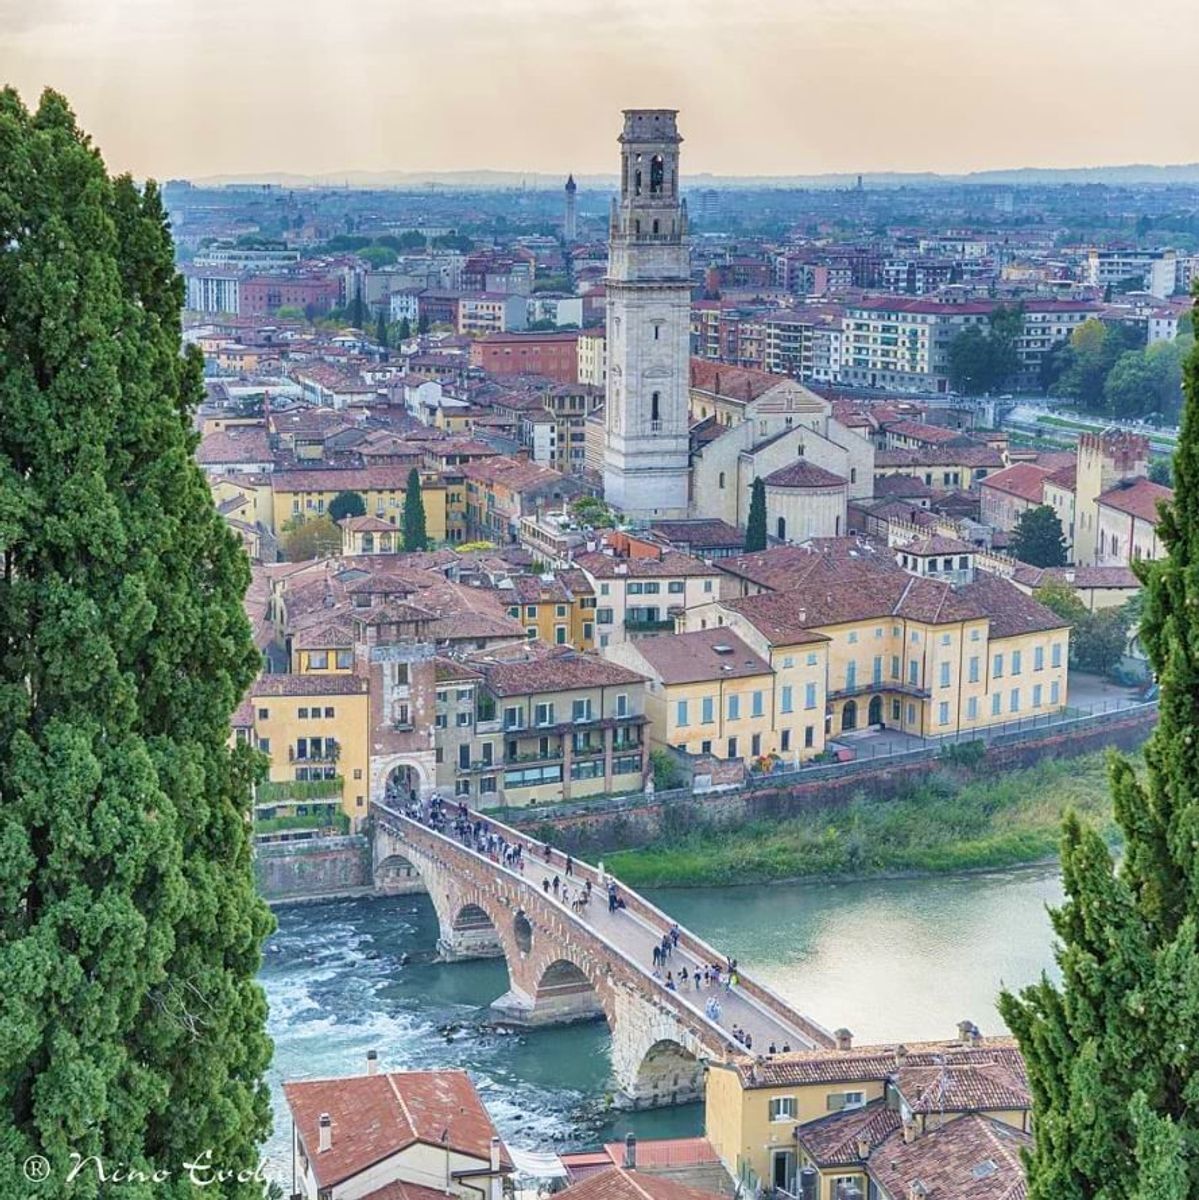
[281,514,342,560]
[328,490,367,523]
[0,89,272,1193]
[1000,310,1199,1199]
[348,280,366,329]
[403,468,428,550]
[1011,504,1068,567]
[745,477,768,552]
[570,495,616,529]
[1034,580,1134,679]
[397,316,412,341]
[418,310,431,335]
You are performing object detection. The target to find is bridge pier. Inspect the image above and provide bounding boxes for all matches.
[438,903,505,961]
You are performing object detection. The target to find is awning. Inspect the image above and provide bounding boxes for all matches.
[508,1148,569,1179]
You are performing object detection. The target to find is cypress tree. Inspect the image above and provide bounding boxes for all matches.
[998,306,1199,1199]
[745,477,767,551]
[0,90,272,1195]
[375,308,388,348]
[403,467,428,550]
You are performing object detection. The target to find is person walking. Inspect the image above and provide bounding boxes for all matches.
[679,966,689,989]
[565,855,574,877]
[653,944,662,968]
[552,875,560,896]
[744,1031,753,1051]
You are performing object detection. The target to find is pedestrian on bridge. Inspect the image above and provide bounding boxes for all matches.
[679,966,689,989]
[652,945,662,968]
[552,875,560,896]
[564,855,574,877]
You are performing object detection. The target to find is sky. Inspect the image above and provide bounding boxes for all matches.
[1,0,1195,181]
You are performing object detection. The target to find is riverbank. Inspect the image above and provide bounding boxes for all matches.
[605,751,1122,888]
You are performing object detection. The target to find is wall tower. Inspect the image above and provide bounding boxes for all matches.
[563,174,578,242]
[602,109,691,519]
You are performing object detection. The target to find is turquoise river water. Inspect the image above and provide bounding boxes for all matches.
[258,866,1064,1183]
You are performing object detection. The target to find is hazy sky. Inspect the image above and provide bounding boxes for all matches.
[2,0,1195,180]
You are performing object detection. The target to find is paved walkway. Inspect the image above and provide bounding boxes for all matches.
[398,801,825,1054]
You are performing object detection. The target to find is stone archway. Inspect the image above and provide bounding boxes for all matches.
[445,903,503,960]
[375,852,425,895]
[629,1038,704,1108]
[841,699,858,732]
[868,695,883,727]
[532,959,608,1025]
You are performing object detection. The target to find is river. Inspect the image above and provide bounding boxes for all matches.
[259,865,1064,1181]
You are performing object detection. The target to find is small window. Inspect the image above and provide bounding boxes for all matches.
[769,1096,797,1122]
[257,707,269,720]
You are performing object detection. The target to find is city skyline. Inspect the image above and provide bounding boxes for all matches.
[3,0,1196,181]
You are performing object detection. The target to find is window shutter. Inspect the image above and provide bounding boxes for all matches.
[826,1093,847,1112]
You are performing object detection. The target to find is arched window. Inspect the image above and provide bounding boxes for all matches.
[718,472,726,489]
[777,516,787,541]
[652,219,660,235]
[651,392,660,424]
[650,154,664,194]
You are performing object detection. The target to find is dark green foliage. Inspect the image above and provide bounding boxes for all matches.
[0,89,272,1195]
[418,311,430,335]
[946,304,1020,395]
[375,308,388,348]
[328,490,367,523]
[347,282,365,330]
[999,305,1199,1199]
[745,477,767,551]
[403,468,428,551]
[397,316,412,341]
[1011,504,1068,567]
[1034,581,1137,678]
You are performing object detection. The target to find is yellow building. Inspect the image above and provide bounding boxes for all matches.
[609,627,786,764]
[465,646,650,806]
[684,539,1070,746]
[248,673,371,828]
[270,466,448,543]
[340,515,403,556]
[705,1030,1030,1200]
[500,570,597,651]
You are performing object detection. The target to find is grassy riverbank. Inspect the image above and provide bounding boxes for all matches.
[606,752,1123,888]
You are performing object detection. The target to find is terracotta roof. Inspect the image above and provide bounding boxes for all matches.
[904,535,974,556]
[196,427,272,465]
[885,418,961,445]
[252,673,367,697]
[632,629,773,686]
[647,519,745,551]
[794,1101,902,1168]
[574,550,720,580]
[866,1114,1030,1200]
[876,445,1005,469]
[557,1166,724,1200]
[598,1139,720,1170]
[272,465,440,493]
[763,460,847,489]
[1096,476,1172,523]
[689,358,785,402]
[292,622,355,650]
[728,1037,1023,1089]
[893,1058,1030,1114]
[978,464,1051,504]
[475,646,646,698]
[1011,564,1139,591]
[341,516,399,533]
[874,474,934,499]
[283,1069,511,1192]
[361,1182,457,1200]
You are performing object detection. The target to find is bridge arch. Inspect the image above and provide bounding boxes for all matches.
[374,852,424,895]
[531,957,610,1027]
[629,1037,705,1109]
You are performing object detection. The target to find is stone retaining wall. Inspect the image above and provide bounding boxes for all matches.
[254,834,374,903]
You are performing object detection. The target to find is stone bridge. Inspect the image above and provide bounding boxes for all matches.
[371,800,834,1108]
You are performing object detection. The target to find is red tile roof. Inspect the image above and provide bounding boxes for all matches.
[283,1069,510,1192]
[252,673,367,697]
[557,1167,724,1200]
[1096,477,1172,524]
[763,460,847,489]
[978,463,1051,504]
[475,646,646,698]
[632,629,774,685]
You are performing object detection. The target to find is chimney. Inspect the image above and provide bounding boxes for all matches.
[907,1184,928,1200]
[318,1113,332,1153]
[834,1028,853,1052]
[902,1119,918,1146]
[957,1019,980,1045]
[490,1137,501,1173]
[366,1049,379,1076]
[624,1133,637,1170]
[855,1135,871,1161]
[894,1044,908,1067]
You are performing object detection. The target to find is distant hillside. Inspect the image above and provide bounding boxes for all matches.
[188,162,1199,191]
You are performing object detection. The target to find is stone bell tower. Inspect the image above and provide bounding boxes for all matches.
[602,109,691,519]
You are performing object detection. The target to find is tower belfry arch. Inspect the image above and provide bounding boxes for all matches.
[602,109,691,519]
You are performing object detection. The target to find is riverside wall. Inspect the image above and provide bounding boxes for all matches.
[499,705,1157,856]
[254,834,375,903]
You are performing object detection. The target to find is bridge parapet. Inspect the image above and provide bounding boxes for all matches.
[370,799,833,1106]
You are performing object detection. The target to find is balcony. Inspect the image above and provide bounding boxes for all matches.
[827,680,930,701]
[624,618,675,633]
[503,749,565,766]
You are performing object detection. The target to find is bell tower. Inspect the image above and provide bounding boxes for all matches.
[602,109,691,519]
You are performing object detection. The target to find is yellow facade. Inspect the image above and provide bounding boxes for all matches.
[210,475,275,532]
[504,596,597,652]
[250,684,371,825]
[273,476,448,543]
[650,671,778,762]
